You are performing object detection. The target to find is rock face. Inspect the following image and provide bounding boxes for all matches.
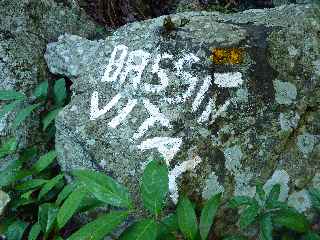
[45,3,320,221]
[0,0,97,168]
[0,190,10,216]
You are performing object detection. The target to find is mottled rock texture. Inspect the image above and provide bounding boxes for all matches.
[0,0,96,168]
[45,4,320,233]
[0,190,10,216]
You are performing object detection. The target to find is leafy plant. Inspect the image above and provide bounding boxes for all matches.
[228,183,317,239]
[2,141,320,240]
[0,78,67,131]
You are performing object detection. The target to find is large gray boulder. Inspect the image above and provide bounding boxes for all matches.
[45,4,320,231]
[0,0,97,168]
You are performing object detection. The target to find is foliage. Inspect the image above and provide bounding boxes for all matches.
[0,78,67,132]
[0,154,223,240]
[2,81,320,239]
[1,147,320,239]
[227,183,318,239]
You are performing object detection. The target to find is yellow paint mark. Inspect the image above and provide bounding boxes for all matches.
[210,48,244,65]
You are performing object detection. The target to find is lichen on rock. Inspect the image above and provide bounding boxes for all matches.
[274,80,297,105]
[44,4,320,231]
[0,190,10,216]
[0,0,97,168]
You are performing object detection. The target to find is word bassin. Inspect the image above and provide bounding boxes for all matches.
[89,44,244,202]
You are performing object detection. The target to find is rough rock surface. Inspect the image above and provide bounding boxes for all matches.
[0,0,97,168]
[0,190,10,216]
[45,4,320,232]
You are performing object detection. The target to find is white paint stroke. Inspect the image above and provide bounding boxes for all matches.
[214,72,243,88]
[198,98,214,123]
[168,155,202,204]
[210,99,231,124]
[144,53,173,93]
[165,53,200,104]
[137,137,183,165]
[101,45,128,83]
[108,99,137,128]
[182,74,198,102]
[119,49,150,89]
[165,72,199,104]
[192,76,211,112]
[174,53,200,76]
[133,98,172,140]
[90,91,122,120]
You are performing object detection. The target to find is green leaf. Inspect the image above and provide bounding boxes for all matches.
[272,208,309,233]
[76,193,104,212]
[228,196,255,209]
[67,211,128,240]
[33,80,48,98]
[199,193,221,240]
[15,179,48,191]
[119,219,157,240]
[158,214,179,238]
[32,150,57,173]
[42,108,61,130]
[0,159,22,187]
[5,220,28,240]
[0,218,15,235]
[28,223,41,240]
[266,184,281,208]
[223,236,248,240]
[53,79,67,106]
[38,203,59,235]
[161,213,179,232]
[0,100,21,119]
[57,186,87,229]
[239,201,260,229]
[10,196,37,208]
[281,234,296,240]
[267,200,290,210]
[303,232,320,240]
[158,233,176,240]
[0,137,17,158]
[255,182,266,203]
[38,174,64,200]
[12,103,41,129]
[0,90,26,101]
[20,147,37,162]
[140,161,168,217]
[308,188,320,211]
[72,169,132,208]
[56,183,77,206]
[177,196,198,240]
[259,214,273,240]
[21,189,36,199]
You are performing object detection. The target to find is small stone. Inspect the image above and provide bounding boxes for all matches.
[274,80,297,105]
